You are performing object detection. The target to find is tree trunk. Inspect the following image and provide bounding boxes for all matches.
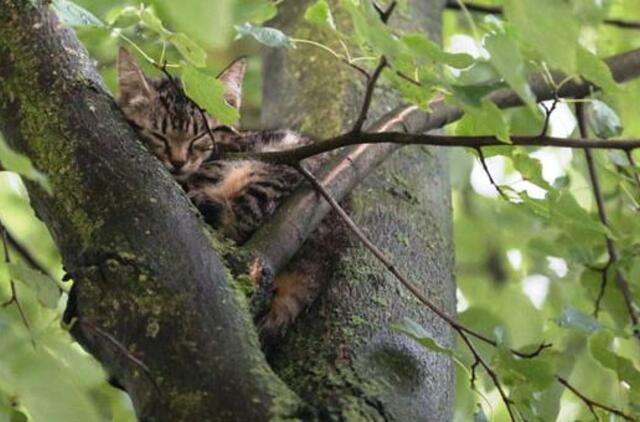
[0,2,301,420]
[262,1,456,421]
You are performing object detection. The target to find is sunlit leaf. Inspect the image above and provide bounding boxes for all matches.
[181,64,240,125]
[0,136,51,194]
[504,0,580,72]
[403,33,474,69]
[304,0,336,31]
[140,7,171,36]
[168,33,207,67]
[235,22,294,48]
[484,30,536,110]
[7,263,60,309]
[577,46,620,94]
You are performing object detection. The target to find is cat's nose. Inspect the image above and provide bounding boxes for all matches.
[170,159,187,171]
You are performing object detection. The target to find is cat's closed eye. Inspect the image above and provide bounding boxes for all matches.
[117,47,246,177]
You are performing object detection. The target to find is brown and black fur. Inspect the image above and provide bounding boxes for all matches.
[117,47,330,339]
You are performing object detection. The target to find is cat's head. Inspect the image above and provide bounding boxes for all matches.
[117,47,246,178]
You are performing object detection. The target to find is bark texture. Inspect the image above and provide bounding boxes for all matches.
[0,2,301,420]
[261,1,456,421]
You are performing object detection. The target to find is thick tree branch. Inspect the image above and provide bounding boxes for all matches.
[444,0,640,30]
[0,2,301,420]
[241,46,640,278]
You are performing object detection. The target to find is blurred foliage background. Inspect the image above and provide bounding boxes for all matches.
[2,0,640,421]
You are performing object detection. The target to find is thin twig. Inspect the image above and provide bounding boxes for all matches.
[0,223,34,347]
[351,56,388,133]
[576,102,640,339]
[444,0,640,31]
[539,98,558,137]
[475,147,508,200]
[459,331,517,422]
[557,376,635,421]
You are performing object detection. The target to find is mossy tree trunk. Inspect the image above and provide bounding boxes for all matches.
[0,0,454,420]
[262,1,456,421]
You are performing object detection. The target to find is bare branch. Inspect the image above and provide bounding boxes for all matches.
[444,0,640,31]
[576,102,640,340]
[235,132,640,164]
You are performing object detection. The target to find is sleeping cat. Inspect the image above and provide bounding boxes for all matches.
[117,48,325,337]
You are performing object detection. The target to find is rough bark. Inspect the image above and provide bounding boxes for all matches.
[0,2,301,420]
[261,1,455,421]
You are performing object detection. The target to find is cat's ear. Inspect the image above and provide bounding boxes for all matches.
[118,47,156,107]
[217,57,247,110]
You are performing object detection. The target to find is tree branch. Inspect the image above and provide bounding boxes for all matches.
[235,132,640,164]
[241,46,640,282]
[444,0,640,30]
[576,102,640,340]
[557,376,636,421]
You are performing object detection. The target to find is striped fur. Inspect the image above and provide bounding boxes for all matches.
[118,48,328,341]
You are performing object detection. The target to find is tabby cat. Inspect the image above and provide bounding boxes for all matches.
[117,48,324,337]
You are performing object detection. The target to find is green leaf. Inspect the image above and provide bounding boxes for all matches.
[104,5,139,27]
[343,0,398,59]
[0,136,51,194]
[589,331,640,391]
[504,0,580,72]
[484,31,536,110]
[457,98,511,143]
[234,23,294,48]
[51,0,104,27]
[234,0,278,24]
[512,151,551,189]
[450,81,505,107]
[10,410,28,422]
[392,318,454,357]
[140,7,171,37]
[495,346,556,390]
[587,100,623,139]
[553,306,601,332]
[402,33,474,69]
[7,263,60,309]
[577,46,620,93]
[304,0,336,31]
[168,33,207,67]
[181,65,240,125]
